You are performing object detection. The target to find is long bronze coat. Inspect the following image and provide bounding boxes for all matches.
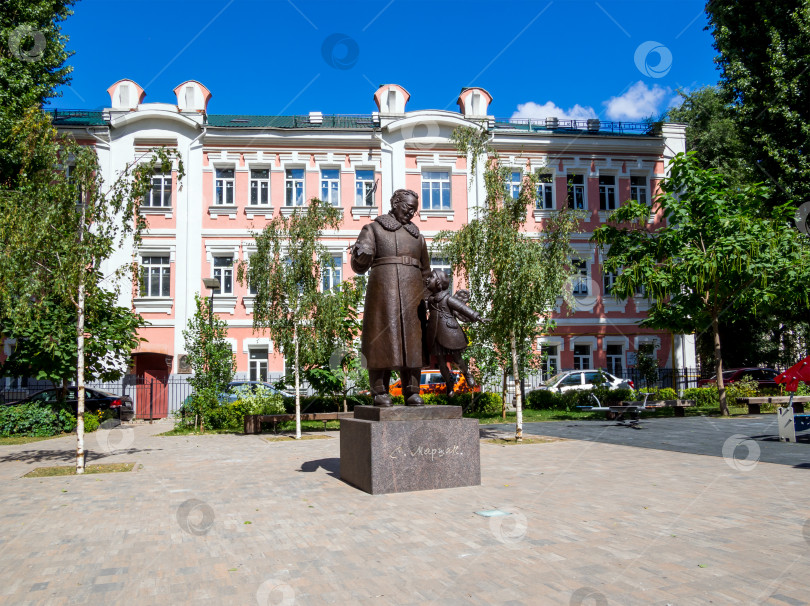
[351,214,431,369]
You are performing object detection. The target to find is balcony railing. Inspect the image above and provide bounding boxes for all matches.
[494,117,659,136]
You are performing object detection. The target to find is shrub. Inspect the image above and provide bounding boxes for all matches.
[0,402,76,437]
[83,412,100,433]
[527,389,558,410]
[726,376,758,403]
[653,387,678,401]
[682,387,719,408]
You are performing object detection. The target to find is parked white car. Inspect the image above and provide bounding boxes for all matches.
[538,370,634,392]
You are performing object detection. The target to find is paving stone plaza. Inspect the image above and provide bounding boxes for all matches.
[0,418,809,605]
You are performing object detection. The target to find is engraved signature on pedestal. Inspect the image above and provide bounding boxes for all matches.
[389,444,462,461]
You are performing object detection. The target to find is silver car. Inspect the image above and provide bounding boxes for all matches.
[538,370,634,392]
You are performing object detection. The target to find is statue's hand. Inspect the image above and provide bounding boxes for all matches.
[355,250,373,265]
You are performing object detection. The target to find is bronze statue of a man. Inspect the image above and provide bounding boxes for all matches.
[351,189,431,406]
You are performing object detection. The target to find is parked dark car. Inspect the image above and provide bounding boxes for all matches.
[7,387,135,421]
[697,367,780,389]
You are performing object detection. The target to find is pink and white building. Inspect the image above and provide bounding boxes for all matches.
[52,79,695,390]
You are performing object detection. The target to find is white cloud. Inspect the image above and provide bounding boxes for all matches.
[603,81,670,121]
[510,101,597,122]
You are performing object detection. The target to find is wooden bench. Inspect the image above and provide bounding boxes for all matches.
[777,406,810,442]
[244,412,354,434]
[736,396,809,415]
[607,399,695,421]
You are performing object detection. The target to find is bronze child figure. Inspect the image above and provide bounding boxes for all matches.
[424,269,488,397]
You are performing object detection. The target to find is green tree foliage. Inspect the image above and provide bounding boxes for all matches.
[667,86,750,186]
[0,0,75,185]
[437,126,579,441]
[238,198,352,438]
[1,290,143,383]
[0,109,182,472]
[182,294,236,431]
[635,342,660,390]
[593,152,810,414]
[707,0,810,207]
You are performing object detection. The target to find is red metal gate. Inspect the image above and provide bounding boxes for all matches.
[136,371,169,419]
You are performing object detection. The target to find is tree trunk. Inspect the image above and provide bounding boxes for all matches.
[501,368,507,419]
[712,310,728,416]
[510,331,523,443]
[294,323,301,439]
[75,207,86,475]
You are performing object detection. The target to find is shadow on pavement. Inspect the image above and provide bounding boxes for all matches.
[299,457,340,478]
[0,447,161,465]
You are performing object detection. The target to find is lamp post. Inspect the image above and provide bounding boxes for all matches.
[202,278,221,327]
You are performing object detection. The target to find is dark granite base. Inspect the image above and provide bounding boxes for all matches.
[353,405,462,422]
[339,417,481,495]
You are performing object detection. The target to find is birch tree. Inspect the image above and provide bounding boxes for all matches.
[238,198,344,439]
[437,127,578,441]
[592,152,810,415]
[0,109,182,471]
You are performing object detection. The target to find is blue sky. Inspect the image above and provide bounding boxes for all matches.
[50,0,719,122]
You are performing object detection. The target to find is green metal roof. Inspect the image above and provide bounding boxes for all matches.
[46,109,107,126]
[206,114,376,129]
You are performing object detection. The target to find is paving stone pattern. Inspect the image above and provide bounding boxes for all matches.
[0,420,809,605]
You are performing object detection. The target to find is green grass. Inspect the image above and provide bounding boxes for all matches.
[0,434,69,446]
[23,462,135,477]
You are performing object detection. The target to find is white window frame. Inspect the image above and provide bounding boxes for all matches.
[567,173,586,210]
[250,168,270,206]
[140,255,171,298]
[355,170,375,206]
[213,255,234,295]
[320,168,340,207]
[215,168,235,205]
[144,173,172,208]
[322,254,342,292]
[249,348,269,382]
[603,270,619,296]
[285,168,305,206]
[421,171,451,210]
[573,343,592,370]
[540,344,560,380]
[605,343,624,376]
[572,259,589,296]
[599,175,617,211]
[536,173,554,210]
[630,175,649,205]
[508,170,522,200]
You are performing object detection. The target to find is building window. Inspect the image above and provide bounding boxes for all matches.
[573,344,592,370]
[213,256,234,294]
[215,169,234,205]
[567,174,585,209]
[603,270,618,296]
[285,168,305,206]
[572,260,589,295]
[322,255,342,292]
[249,349,268,382]
[355,170,375,206]
[599,175,617,210]
[606,344,623,376]
[250,169,269,205]
[540,344,559,380]
[144,173,172,207]
[508,171,522,200]
[140,256,170,297]
[631,176,648,205]
[421,171,450,210]
[320,169,340,206]
[430,257,453,293]
[536,174,553,209]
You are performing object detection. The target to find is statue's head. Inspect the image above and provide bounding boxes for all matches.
[390,189,419,225]
[426,268,450,293]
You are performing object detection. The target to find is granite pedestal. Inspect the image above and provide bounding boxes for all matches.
[339,405,481,495]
